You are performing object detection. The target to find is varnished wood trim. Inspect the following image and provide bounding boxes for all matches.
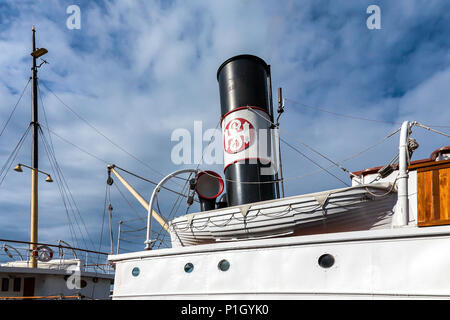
[411,159,450,172]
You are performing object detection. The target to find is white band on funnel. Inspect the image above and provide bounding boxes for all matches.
[222,107,275,170]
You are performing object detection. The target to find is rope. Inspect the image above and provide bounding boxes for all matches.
[209,213,236,227]
[365,183,397,198]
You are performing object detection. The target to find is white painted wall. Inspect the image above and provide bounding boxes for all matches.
[0,272,111,299]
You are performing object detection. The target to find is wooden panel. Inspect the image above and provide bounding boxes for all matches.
[440,168,450,220]
[417,166,450,227]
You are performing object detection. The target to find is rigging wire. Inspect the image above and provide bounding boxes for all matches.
[414,122,450,139]
[27,124,199,200]
[39,132,78,248]
[38,85,96,251]
[37,84,79,247]
[0,125,31,188]
[247,106,363,185]
[0,78,31,139]
[279,137,350,187]
[40,81,179,184]
[285,98,450,129]
[39,123,108,164]
[39,127,96,250]
[112,165,196,200]
[112,182,146,223]
[121,227,147,233]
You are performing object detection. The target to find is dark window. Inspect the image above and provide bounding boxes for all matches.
[318,254,335,269]
[218,259,230,272]
[184,263,194,273]
[1,278,9,292]
[13,278,21,292]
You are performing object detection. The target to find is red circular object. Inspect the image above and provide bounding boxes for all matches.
[195,171,224,199]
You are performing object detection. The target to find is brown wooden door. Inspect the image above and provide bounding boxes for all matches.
[23,277,35,297]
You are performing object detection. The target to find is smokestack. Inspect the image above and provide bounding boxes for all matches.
[217,55,279,207]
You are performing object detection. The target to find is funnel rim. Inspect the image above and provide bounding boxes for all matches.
[216,54,269,81]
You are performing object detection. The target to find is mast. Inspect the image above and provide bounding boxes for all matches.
[29,27,48,267]
[30,26,39,268]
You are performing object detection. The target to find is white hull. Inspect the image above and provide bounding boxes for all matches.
[109,225,450,299]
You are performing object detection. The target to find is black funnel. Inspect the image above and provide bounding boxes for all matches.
[217,55,279,207]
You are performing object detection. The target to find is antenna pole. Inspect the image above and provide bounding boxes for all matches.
[30,26,39,268]
[116,221,123,255]
[267,65,281,198]
[108,204,114,255]
[277,88,285,198]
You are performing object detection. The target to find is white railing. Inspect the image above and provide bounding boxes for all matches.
[0,239,113,274]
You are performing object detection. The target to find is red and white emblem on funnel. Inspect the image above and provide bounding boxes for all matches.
[224,118,255,154]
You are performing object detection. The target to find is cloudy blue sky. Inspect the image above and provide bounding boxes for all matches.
[0,0,448,256]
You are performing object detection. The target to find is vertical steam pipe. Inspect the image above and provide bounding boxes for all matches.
[393,121,410,227]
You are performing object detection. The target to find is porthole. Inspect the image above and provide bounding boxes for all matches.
[218,259,230,272]
[318,254,335,269]
[184,263,194,273]
[131,267,140,277]
[80,280,87,288]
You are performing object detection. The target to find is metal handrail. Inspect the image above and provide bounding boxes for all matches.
[144,169,198,250]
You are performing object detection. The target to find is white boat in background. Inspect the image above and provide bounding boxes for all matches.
[0,242,113,300]
[108,55,450,299]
